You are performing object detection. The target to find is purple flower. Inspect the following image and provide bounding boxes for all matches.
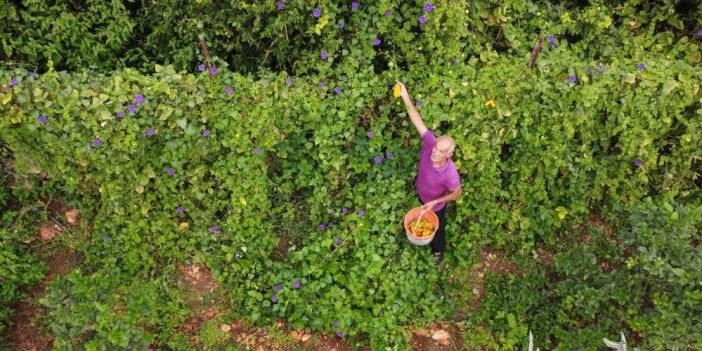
[338,21,345,29]
[128,104,136,113]
[373,38,381,46]
[319,223,326,230]
[333,321,340,328]
[697,29,702,37]
[168,168,175,176]
[385,10,392,17]
[103,236,110,242]
[418,15,427,24]
[225,86,233,94]
[637,63,646,70]
[210,66,217,76]
[210,225,218,233]
[318,81,325,88]
[423,2,433,12]
[254,147,262,154]
[586,66,593,74]
[202,129,211,137]
[335,238,343,245]
[92,138,101,147]
[10,77,17,86]
[274,284,281,292]
[386,152,394,159]
[342,207,349,215]
[327,222,333,228]
[29,71,36,77]
[177,206,184,213]
[312,8,321,18]
[634,159,642,167]
[146,128,155,136]
[416,100,423,107]
[334,86,341,94]
[568,75,577,84]
[336,331,344,338]
[135,94,144,105]
[546,34,555,43]
[550,41,557,48]
[366,131,373,138]
[321,50,328,60]
[272,294,278,303]
[277,1,284,10]
[351,1,359,10]
[38,115,48,124]
[450,58,456,65]
[597,65,604,72]
[116,111,124,119]
[293,280,301,289]
[358,209,365,216]
[198,64,206,72]
[286,76,293,85]
[374,156,382,164]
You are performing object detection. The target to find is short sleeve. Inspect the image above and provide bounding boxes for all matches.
[422,130,436,147]
[445,165,461,190]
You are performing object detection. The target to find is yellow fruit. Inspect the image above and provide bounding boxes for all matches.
[393,84,401,98]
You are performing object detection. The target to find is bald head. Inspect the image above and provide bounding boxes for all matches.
[436,135,456,156]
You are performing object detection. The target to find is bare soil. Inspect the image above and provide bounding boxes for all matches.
[6,248,81,351]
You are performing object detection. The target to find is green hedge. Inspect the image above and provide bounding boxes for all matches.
[2,40,701,347]
[1,0,700,73]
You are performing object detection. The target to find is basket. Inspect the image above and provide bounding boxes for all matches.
[403,207,439,246]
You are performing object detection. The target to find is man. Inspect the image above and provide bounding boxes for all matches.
[396,81,462,264]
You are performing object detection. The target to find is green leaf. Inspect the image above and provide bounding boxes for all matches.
[661,80,678,95]
[176,118,188,130]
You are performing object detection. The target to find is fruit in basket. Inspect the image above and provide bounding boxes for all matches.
[408,219,434,238]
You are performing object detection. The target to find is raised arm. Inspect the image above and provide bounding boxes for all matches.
[396,81,428,136]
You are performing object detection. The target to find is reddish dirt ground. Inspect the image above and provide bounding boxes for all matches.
[6,248,81,351]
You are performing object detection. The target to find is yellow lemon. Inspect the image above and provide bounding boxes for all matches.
[393,84,401,98]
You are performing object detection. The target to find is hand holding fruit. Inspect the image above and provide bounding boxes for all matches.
[395,81,409,99]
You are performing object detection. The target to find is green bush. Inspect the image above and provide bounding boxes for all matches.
[40,268,187,350]
[477,199,702,349]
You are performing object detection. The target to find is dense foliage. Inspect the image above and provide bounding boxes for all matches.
[1,0,701,349]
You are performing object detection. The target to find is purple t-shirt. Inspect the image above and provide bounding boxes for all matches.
[415,130,461,211]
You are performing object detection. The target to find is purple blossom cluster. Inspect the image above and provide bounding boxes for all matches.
[547,35,557,48]
[270,279,302,304]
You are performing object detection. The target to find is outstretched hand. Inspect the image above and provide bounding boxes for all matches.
[395,80,409,99]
